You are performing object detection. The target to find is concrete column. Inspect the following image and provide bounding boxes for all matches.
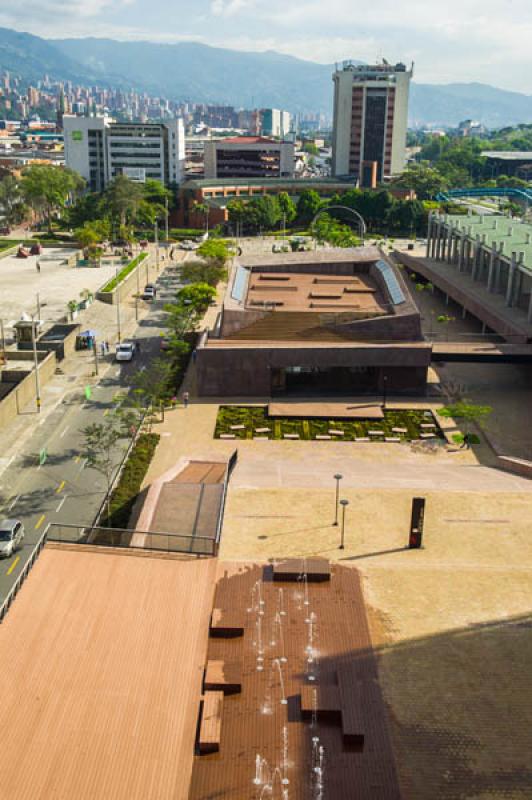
[440,227,447,260]
[426,216,433,258]
[446,227,453,263]
[472,235,481,280]
[505,252,517,306]
[435,222,442,260]
[487,243,497,292]
[527,291,532,323]
[458,237,466,271]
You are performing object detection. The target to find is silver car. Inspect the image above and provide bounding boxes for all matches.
[0,519,25,558]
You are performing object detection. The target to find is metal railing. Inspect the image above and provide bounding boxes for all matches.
[46,522,217,556]
[214,449,238,551]
[0,529,48,622]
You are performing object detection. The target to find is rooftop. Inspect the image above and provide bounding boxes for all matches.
[444,214,532,275]
[481,151,532,160]
[0,546,215,800]
[183,176,356,189]
[221,136,278,145]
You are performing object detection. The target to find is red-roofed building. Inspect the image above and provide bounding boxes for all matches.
[204,136,295,179]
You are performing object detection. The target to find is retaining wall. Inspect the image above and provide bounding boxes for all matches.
[0,350,56,430]
[96,254,153,305]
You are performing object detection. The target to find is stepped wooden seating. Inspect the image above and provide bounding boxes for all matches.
[337,664,365,748]
[210,607,245,638]
[272,558,331,582]
[204,660,242,695]
[300,683,341,722]
[198,691,224,754]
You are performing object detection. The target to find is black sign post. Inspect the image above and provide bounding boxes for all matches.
[409,497,425,548]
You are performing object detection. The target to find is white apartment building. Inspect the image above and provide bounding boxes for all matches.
[332,61,413,184]
[63,115,185,191]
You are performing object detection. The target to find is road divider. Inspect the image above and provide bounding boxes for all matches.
[35,514,46,530]
[6,556,20,576]
[56,481,65,494]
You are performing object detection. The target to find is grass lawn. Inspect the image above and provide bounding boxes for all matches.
[214,405,444,442]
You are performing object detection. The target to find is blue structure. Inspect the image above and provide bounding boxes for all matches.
[435,187,532,203]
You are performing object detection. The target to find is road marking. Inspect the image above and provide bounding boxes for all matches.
[35,514,46,530]
[60,426,69,438]
[56,494,68,513]
[6,556,20,576]
[74,455,80,464]
[103,409,110,417]
[8,494,19,511]
[79,458,88,471]
[56,480,65,494]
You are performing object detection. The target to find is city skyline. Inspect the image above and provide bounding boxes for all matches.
[1,0,532,93]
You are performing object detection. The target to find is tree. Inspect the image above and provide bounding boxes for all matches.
[302,142,319,155]
[297,189,323,224]
[390,164,448,200]
[103,175,144,228]
[181,258,226,287]
[21,164,85,232]
[196,238,232,268]
[81,412,133,523]
[176,282,216,312]
[193,201,210,233]
[0,174,27,226]
[75,219,110,249]
[437,402,492,446]
[277,192,297,226]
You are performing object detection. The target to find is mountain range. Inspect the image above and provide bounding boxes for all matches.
[2,26,532,128]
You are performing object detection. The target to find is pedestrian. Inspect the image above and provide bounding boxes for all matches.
[192,348,197,364]
[36,260,41,273]
[136,339,141,353]
[460,432,469,449]
[100,341,106,358]
[183,390,190,409]
[105,340,110,353]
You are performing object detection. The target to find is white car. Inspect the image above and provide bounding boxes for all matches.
[0,519,25,559]
[115,342,136,362]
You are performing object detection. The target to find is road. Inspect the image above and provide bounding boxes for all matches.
[0,262,183,608]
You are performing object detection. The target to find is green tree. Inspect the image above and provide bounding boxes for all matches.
[390,164,448,200]
[103,175,144,228]
[181,258,226,287]
[437,402,492,446]
[297,189,324,224]
[81,412,134,523]
[196,238,232,268]
[193,201,210,233]
[277,192,297,225]
[0,174,27,226]
[176,282,216,312]
[21,164,85,232]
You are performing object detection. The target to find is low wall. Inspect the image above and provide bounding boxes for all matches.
[96,254,153,305]
[0,245,18,261]
[0,350,56,430]
[496,456,532,479]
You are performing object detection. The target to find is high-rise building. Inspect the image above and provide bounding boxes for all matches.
[63,115,185,191]
[332,61,413,184]
[203,137,295,179]
[261,109,291,138]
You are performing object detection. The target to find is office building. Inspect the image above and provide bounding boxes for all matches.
[203,137,295,180]
[332,61,413,184]
[261,109,291,138]
[63,115,185,191]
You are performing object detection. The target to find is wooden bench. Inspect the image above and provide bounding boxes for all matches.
[198,691,224,754]
[337,664,365,748]
[204,660,242,695]
[210,607,245,638]
[272,558,331,583]
[300,683,341,723]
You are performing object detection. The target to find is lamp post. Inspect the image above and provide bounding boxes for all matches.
[30,314,41,413]
[154,221,160,271]
[382,374,388,410]
[339,499,349,550]
[333,473,343,526]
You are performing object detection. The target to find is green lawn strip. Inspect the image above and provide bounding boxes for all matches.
[100,252,148,293]
[106,433,160,529]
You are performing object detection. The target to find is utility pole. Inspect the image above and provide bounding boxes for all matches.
[115,267,122,343]
[135,259,140,322]
[155,221,160,271]
[0,319,5,365]
[93,337,99,376]
[31,314,41,413]
[164,195,169,242]
[36,292,41,319]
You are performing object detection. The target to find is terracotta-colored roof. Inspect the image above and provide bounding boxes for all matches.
[222,136,278,144]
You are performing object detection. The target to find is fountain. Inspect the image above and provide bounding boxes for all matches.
[306,611,318,681]
[255,615,264,671]
[270,612,287,663]
[311,737,325,799]
[277,588,287,617]
[281,725,290,786]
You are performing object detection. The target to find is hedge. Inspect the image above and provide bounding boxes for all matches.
[107,433,160,528]
[100,252,148,292]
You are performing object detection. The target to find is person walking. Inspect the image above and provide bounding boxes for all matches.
[105,340,110,354]
[100,341,106,358]
[36,260,41,273]
[182,391,190,409]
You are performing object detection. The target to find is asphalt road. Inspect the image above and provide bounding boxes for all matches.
[0,263,183,608]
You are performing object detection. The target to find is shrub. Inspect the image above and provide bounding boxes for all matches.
[107,433,160,528]
[100,252,148,292]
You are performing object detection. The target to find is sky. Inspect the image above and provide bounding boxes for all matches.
[1,0,532,92]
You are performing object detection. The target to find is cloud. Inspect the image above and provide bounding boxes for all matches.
[210,0,253,16]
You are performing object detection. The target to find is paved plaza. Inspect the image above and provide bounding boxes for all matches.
[140,388,532,798]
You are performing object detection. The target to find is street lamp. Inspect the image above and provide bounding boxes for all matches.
[339,499,349,550]
[115,267,122,343]
[382,374,388,410]
[333,473,343,526]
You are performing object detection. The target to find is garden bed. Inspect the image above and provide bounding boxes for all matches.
[99,252,148,292]
[214,405,444,442]
[106,432,160,529]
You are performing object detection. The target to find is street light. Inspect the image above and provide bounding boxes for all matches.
[339,499,349,550]
[30,313,41,413]
[382,374,388,410]
[333,473,343,526]
[115,267,122,343]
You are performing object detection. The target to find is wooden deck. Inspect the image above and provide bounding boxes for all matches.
[0,547,216,800]
[189,563,401,799]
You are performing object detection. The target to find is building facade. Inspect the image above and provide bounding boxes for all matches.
[332,61,412,184]
[203,137,295,180]
[63,116,185,191]
[261,109,292,138]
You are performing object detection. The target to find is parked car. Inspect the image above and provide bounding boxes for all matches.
[142,283,157,300]
[115,342,136,362]
[0,519,25,559]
